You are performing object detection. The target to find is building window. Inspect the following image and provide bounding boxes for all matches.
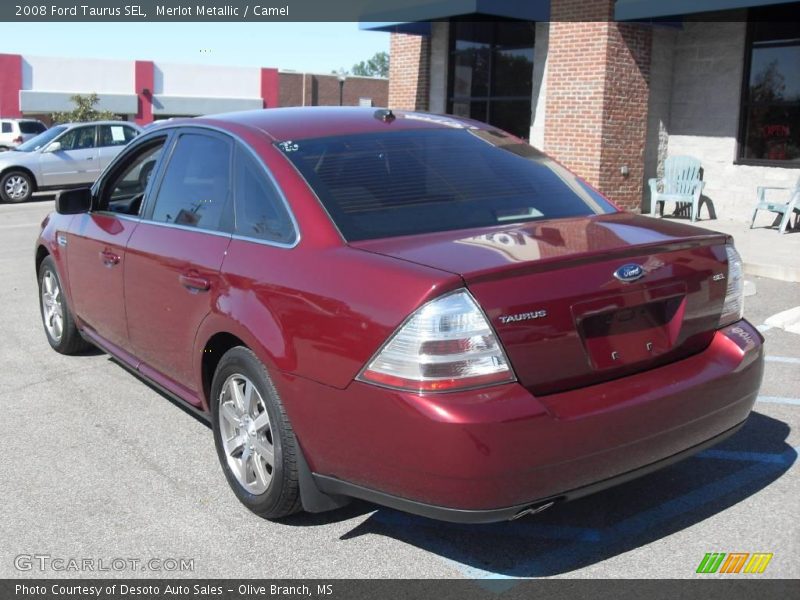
[739,9,800,165]
[447,20,535,140]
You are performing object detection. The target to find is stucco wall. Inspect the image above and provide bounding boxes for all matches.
[21,55,134,93]
[657,20,798,223]
[428,22,449,114]
[153,62,261,98]
[529,22,549,149]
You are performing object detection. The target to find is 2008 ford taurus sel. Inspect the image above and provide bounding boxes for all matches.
[35,107,764,523]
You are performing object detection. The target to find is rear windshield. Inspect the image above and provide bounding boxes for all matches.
[278,128,615,242]
[19,121,46,134]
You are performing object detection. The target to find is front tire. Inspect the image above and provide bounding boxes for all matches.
[38,256,91,354]
[211,347,302,519]
[1,170,33,203]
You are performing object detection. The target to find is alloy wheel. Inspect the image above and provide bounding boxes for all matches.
[41,270,64,342]
[4,175,29,201]
[217,374,275,495]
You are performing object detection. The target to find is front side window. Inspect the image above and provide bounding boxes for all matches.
[98,124,139,147]
[739,9,800,164]
[279,128,615,242]
[234,148,296,245]
[98,139,166,216]
[58,126,97,151]
[150,132,232,231]
[15,125,66,152]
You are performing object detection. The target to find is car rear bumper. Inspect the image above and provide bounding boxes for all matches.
[279,320,764,520]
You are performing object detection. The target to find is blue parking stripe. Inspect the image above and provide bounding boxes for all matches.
[379,445,798,581]
[374,507,603,542]
[757,395,800,406]
[697,448,791,464]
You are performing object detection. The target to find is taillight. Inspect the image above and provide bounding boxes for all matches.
[719,243,744,328]
[12,136,22,144]
[358,289,515,393]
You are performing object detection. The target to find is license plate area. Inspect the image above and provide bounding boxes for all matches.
[573,284,686,370]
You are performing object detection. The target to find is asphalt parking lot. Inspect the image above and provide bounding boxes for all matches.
[1,198,798,581]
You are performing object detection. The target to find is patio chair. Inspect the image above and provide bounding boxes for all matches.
[750,177,800,234]
[648,156,705,222]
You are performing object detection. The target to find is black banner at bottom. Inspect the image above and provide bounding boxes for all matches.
[1,579,797,600]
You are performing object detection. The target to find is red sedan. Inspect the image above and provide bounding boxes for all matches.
[35,108,763,523]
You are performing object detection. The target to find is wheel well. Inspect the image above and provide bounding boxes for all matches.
[201,332,248,404]
[35,245,49,274]
[1,165,38,191]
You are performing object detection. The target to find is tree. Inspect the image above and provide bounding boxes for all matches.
[351,51,389,78]
[51,93,116,124]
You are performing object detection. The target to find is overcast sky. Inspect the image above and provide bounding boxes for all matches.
[0,22,389,73]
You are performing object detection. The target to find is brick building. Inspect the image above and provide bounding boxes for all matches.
[364,0,800,222]
[0,53,387,126]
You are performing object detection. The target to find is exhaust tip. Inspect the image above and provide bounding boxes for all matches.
[510,500,557,521]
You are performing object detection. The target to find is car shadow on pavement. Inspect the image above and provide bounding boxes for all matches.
[336,411,796,578]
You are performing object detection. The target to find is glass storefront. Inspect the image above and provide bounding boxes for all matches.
[447,20,536,139]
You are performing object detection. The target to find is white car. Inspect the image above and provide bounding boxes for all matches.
[0,121,142,203]
[0,118,47,150]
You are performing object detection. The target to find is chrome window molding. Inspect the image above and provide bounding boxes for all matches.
[142,123,301,250]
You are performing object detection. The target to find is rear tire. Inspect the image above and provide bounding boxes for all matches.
[211,346,302,519]
[1,170,33,203]
[38,256,91,354]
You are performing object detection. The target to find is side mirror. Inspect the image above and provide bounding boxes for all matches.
[44,141,62,153]
[56,187,92,215]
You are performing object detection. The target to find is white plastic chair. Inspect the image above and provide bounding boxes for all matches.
[648,156,705,222]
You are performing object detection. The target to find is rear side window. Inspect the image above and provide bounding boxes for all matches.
[234,148,296,245]
[98,124,138,147]
[19,121,45,134]
[1,122,11,133]
[279,128,615,241]
[150,132,232,231]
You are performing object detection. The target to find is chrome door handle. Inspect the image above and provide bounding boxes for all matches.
[179,273,210,292]
[100,250,120,267]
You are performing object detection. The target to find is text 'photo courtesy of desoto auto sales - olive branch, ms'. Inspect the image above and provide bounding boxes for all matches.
[0,1,798,599]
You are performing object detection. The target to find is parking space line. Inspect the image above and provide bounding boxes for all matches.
[0,222,41,230]
[757,396,800,406]
[765,355,800,364]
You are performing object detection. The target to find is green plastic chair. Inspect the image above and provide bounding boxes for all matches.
[750,177,800,234]
[648,156,705,222]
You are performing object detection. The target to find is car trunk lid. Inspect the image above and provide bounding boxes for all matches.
[351,213,731,396]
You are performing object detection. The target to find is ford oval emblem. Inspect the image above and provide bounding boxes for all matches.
[614,263,644,282]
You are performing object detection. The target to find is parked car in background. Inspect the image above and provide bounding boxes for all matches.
[0,121,141,203]
[0,118,47,151]
[34,108,763,523]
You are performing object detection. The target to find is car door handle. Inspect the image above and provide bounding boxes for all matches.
[100,250,120,267]
[179,273,210,292]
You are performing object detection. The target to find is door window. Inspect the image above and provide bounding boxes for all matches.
[98,124,139,147]
[98,138,166,216]
[58,126,97,151]
[234,148,296,244]
[149,133,232,231]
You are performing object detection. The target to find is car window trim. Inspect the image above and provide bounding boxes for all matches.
[141,126,235,235]
[231,142,300,250]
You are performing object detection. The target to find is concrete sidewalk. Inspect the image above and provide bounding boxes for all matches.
[646,216,800,283]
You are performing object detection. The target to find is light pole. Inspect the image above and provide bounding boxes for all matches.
[337,69,347,106]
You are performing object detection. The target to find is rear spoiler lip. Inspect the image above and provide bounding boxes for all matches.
[459,234,729,285]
